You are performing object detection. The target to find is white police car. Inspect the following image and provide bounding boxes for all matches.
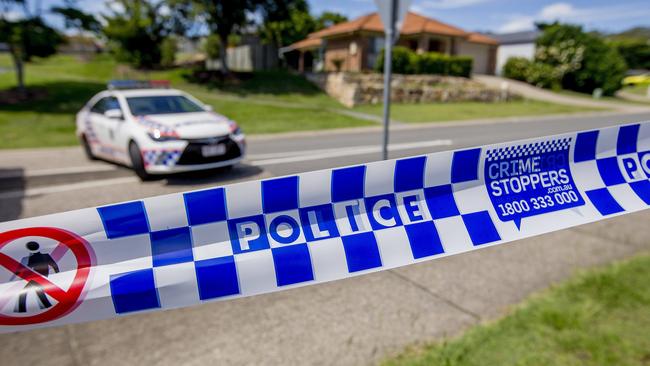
[76,80,245,179]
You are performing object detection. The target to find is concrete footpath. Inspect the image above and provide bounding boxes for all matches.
[1,210,649,365]
[475,74,650,112]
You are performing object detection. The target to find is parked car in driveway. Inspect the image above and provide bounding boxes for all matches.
[76,80,246,180]
[622,73,650,86]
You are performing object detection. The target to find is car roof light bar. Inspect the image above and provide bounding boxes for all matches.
[107,80,171,90]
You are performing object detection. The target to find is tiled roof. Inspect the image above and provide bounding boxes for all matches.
[309,12,468,39]
[467,32,499,45]
[282,37,322,52]
[402,12,468,37]
[308,13,379,39]
[284,11,499,52]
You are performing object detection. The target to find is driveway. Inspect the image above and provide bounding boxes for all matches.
[474,74,650,112]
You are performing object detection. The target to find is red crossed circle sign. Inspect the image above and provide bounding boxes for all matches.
[0,227,93,325]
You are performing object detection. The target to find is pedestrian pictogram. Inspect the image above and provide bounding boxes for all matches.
[0,227,93,326]
[13,241,61,313]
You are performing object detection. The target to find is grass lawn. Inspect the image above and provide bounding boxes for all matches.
[557,88,650,105]
[355,100,599,123]
[0,54,608,149]
[0,54,373,149]
[384,253,650,366]
[623,84,650,97]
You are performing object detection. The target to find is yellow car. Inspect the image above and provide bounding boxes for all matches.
[622,73,650,85]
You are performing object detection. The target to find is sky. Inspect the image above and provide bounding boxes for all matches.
[311,0,650,34]
[3,0,650,35]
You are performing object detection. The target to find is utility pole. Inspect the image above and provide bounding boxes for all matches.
[380,0,398,160]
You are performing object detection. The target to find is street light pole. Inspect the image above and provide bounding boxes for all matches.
[381,0,398,161]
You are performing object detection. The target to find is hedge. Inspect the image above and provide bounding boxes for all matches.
[375,47,473,77]
[503,57,561,90]
[502,57,531,81]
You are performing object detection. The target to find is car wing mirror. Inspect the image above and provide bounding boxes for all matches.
[204,105,213,112]
[104,109,123,120]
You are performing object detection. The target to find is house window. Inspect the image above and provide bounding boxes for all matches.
[408,40,418,51]
[428,39,444,53]
[367,37,385,69]
[368,37,385,54]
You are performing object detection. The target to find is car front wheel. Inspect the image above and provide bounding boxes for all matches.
[80,135,97,161]
[129,141,151,181]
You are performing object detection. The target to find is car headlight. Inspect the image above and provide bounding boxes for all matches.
[228,120,242,135]
[147,129,181,142]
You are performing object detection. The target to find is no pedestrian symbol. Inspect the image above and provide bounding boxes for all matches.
[0,227,93,326]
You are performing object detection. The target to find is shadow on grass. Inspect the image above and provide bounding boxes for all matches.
[184,69,321,97]
[0,81,105,114]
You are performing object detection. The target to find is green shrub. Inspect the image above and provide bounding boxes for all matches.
[448,56,472,77]
[374,46,416,74]
[416,52,448,74]
[536,23,627,95]
[525,62,561,89]
[203,34,221,60]
[375,48,473,77]
[611,39,650,70]
[160,37,177,68]
[503,57,561,90]
[503,57,533,81]
[563,41,627,96]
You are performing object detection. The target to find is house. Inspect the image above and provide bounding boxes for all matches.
[281,11,499,75]
[58,35,104,55]
[493,30,540,75]
[205,34,278,72]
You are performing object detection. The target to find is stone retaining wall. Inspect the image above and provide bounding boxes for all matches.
[306,72,519,107]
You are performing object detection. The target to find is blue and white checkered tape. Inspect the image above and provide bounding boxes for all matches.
[142,150,182,167]
[2,121,650,332]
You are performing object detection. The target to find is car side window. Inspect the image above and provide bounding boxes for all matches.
[90,97,120,114]
[90,98,107,114]
[105,97,121,112]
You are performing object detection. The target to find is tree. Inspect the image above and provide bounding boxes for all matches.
[315,11,347,30]
[180,0,331,73]
[103,0,166,68]
[258,0,316,49]
[258,3,347,49]
[160,36,177,68]
[103,0,188,69]
[51,0,101,35]
[535,23,627,95]
[0,0,64,95]
[612,39,650,70]
[192,0,255,74]
[203,34,221,60]
[607,28,650,71]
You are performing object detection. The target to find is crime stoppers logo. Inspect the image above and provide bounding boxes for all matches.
[0,227,94,326]
[484,138,585,228]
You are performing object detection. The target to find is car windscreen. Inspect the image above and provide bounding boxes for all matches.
[126,95,205,115]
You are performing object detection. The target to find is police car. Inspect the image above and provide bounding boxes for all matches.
[76,80,245,179]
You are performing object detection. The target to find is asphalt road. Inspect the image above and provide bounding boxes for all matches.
[1,110,650,365]
[2,110,650,221]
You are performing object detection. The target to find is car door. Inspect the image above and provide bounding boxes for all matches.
[89,96,124,161]
[86,97,109,157]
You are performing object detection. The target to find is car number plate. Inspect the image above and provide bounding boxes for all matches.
[201,144,226,157]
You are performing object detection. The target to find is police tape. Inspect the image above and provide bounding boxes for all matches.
[2,121,650,333]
